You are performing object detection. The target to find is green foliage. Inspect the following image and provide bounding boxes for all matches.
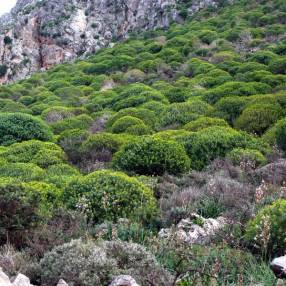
[184,117,229,132]
[227,148,266,168]
[269,57,286,74]
[203,82,271,104]
[214,96,249,125]
[106,108,157,129]
[0,113,53,146]
[0,163,44,182]
[245,199,286,255]
[113,136,190,176]
[181,126,268,170]
[263,118,286,151]
[0,181,61,245]
[159,101,213,128]
[198,29,218,44]
[235,104,283,135]
[0,140,66,168]
[111,116,147,134]
[64,170,156,223]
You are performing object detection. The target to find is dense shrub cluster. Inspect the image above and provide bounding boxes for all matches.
[0,113,53,146]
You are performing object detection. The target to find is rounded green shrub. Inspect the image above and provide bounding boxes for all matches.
[111,116,146,134]
[51,114,93,134]
[184,117,229,132]
[198,30,218,44]
[0,163,44,182]
[0,140,66,168]
[113,137,190,176]
[269,57,286,74]
[64,170,156,223]
[263,118,286,151]
[235,104,283,135]
[0,181,61,245]
[125,123,152,135]
[181,126,268,170]
[227,148,266,168]
[106,108,157,129]
[214,96,249,125]
[203,81,271,104]
[159,101,213,128]
[245,199,286,255]
[0,113,53,146]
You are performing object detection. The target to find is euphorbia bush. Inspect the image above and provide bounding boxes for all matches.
[113,136,190,175]
[64,170,156,223]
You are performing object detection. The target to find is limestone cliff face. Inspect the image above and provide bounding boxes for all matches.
[0,0,218,84]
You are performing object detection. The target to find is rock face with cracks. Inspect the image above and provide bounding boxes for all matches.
[0,0,219,84]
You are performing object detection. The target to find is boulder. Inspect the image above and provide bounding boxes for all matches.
[0,267,12,286]
[109,275,140,286]
[271,256,286,279]
[13,274,31,286]
[159,213,227,244]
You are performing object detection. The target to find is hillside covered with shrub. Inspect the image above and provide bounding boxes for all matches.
[0,0,286,285]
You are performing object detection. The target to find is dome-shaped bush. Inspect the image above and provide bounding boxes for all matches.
[0,113,53,146]
[64,170,156,223]
[235,104,283,135]
[111,116,146,133]
[184,117,229,132]
[0,181,61,245]
[245,199,286,255]
[181,127,269,170]
[263,118,286,151]
[0,140,66,168]
[159,101,213,128]
[0,162,45,182]
[113,137,190,175]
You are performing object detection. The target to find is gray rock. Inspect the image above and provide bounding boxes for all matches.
[159,213,227,244]
[109,275,140,286]
[271,256,286,279]
[12,274,32,286]
[57,279,69,286]
[0,267,12,286]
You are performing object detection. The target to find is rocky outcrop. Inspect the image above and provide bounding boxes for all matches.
[0,0,220,84]
[159,213,227,244]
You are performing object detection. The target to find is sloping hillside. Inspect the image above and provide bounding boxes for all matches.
[0,0,286,285]
[0,0,218,83]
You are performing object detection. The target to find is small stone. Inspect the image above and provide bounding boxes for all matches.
[109,275,140,286]
[270,256,286,279]
[57,279,69,286]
